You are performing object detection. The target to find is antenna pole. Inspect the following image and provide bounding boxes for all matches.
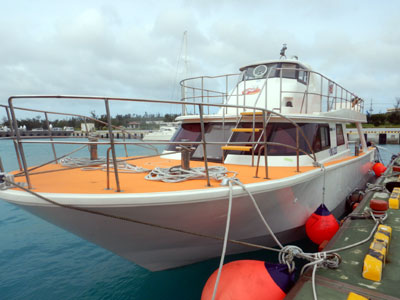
[280,43,287,59]
[182,31,188,116]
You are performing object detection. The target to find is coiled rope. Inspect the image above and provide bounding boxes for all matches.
[145,166,234,183]
[59,157,150,173]
[60,156,107,167]
[210,175,386,300]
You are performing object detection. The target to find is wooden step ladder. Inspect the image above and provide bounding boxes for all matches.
[221,110,270,178]
[221,110,265,157]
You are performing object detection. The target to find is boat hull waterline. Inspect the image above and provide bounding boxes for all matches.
[0,151,374,271]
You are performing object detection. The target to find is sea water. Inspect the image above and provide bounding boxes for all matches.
[0,140,398,299]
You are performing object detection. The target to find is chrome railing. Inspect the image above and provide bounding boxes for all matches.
[3,95,317,191]
[180,68,364,114]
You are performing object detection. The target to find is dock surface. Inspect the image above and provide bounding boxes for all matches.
[286,158,400,299]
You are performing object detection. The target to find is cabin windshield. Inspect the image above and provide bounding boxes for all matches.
[241,63,308,84]
[167,123,234,161]
[168,122,331,161]
[227,122,323,156]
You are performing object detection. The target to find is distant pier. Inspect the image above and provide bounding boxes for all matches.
[0,129,148,139]
[347,128,400,144]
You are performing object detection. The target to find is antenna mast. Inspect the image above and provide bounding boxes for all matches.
[280,43,287,59]
[182,31,188,116]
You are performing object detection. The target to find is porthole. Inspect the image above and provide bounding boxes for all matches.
[253,65,268,78]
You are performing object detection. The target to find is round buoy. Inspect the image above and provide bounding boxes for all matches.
[305,204,339,245]
[201,260,295,300]
[372,162,386,177]
[370,199,389,217]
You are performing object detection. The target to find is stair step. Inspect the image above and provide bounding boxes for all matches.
[240,111,263,116]
[231,128,262,132]
[221,146,252,151]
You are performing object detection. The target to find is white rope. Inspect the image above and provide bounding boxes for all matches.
[145,166,233,183]
[279,245,303,273]
[229,178,383,300]
[232,180,284,249]
[311,263,320,300]
[60,157,150,173]
[365,182,389,194]
[211,179,234,300]
[61,157,387,300]
[60,156,107,167]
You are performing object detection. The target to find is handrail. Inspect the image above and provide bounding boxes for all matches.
[5,94,319,191]
[179,67,364,114]
[0,104,159,153]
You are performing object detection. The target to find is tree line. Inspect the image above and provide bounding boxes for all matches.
[1,113,180,130]
[367,97,400,127]
[367,111,400,127]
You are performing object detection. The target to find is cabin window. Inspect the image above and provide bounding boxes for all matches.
[226,122,318,156]
[280,63,297,79]
[167,123,234,162]
[336,124,345,146]
[241,62,309,83]
[192,123,235,161]
[242,64,278,81]
[297,68,308,84]
[313,124,331,152]
[170,122,331,160]
[168,123,203,147]
[267,123,317,155]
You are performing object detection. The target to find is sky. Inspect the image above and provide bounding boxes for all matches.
[0,0,399,121]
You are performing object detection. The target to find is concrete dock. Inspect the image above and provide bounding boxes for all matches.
[286,158,400,300]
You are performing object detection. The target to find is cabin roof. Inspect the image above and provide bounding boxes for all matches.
[239,59,312,71]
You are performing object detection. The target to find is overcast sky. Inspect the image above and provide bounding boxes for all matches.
[0,0,399,120]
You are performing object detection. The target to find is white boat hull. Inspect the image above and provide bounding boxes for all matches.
[0,151,375,271]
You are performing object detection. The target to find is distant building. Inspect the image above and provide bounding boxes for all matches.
[127,122,140,129]
[387,108,400,113]
[80,123,95,131]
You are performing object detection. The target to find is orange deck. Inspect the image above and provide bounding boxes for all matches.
[12,154,364,194]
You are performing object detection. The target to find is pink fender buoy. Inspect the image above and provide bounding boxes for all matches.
[305,204,339,245]
[201,260,295,300]
[372,162,386,177]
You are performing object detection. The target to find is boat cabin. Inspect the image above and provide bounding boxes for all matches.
[223,59,321,115]
[167,120,348,167]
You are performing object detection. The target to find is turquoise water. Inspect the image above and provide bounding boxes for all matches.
[0,140,398,299]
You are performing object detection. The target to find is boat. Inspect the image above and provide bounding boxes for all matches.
[0,47,375,271]
[142,125,178,141]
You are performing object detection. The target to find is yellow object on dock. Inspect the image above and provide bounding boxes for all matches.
[389,187,400,209]
[362,224,392,282]
[221,146,252,151]
[347,292,369,300]
[389,188,400,209]
[374,224,392,245]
